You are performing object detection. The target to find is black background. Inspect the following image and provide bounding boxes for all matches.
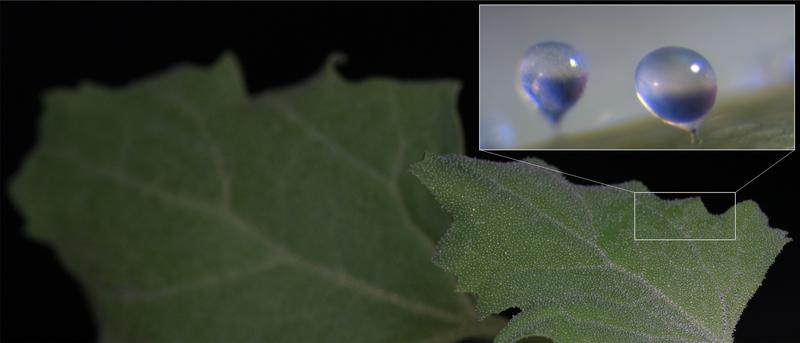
[1,2,797,342]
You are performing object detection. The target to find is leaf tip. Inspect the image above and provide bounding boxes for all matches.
[321,51,349,79]
[211,51,248,93]
[215,51,243,70]
[326,51,349,68]
[736,199,792,244]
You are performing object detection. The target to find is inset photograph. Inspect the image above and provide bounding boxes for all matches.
[479,5,795,149]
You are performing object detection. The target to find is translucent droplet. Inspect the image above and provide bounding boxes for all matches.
[635,47,717,137]
[519,41,588,127]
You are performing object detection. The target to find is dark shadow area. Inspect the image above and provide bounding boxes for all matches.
[0,201,97,343]
[650,192,735,215]
[499,306,523,319]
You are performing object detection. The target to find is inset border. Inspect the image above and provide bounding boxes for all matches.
[478,4,796,151]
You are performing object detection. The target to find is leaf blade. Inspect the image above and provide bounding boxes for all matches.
[412,155,790,343]
[10,54,485,342]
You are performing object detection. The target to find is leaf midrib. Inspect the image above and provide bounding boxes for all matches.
[41,146,466,325]
[517,307,707,343]
[264,97,437,251]
[156,87,478,326]
[34,82,479,329]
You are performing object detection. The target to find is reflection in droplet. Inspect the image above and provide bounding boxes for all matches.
[635,47,717,140]
[519,41,588,128]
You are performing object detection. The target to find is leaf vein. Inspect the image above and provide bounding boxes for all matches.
[42,147,466,325]
[560,311,704,343]
[641,203,729,339]
[266,99,389,183]
[118,257,283,302]
[458,161,716,340]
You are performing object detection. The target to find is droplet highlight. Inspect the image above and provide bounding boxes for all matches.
[635,47,717,136]
[519,41,588,127]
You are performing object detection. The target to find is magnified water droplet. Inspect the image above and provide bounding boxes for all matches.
[519,41,588,127]
[635,47,717,137]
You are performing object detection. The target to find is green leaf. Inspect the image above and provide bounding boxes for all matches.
[9,54,505,342]
[527,84,794,149]
[412,155,790,343]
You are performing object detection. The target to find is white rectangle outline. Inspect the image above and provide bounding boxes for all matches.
[478,4,796,151]
[633,192,737,241]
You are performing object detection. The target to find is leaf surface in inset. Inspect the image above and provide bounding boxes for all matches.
[412,155,790,343]
[10,54,504,342]
[527,84,794,149]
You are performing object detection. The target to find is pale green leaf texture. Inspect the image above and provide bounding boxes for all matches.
[528,84,794,149]
[10,54,504,342]
[412,155,790,343]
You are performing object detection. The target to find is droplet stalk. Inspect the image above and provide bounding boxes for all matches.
[689,127,700,144]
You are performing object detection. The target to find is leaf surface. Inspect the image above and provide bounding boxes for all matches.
[412,155,790,343]
[10,54,503,342]
[527,85,794,149]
